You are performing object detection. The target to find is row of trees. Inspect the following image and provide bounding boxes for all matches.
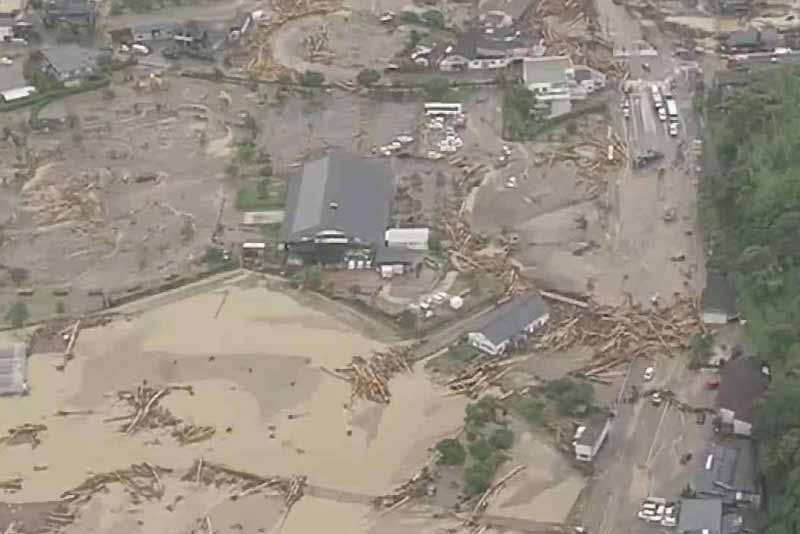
[705,70,800,534]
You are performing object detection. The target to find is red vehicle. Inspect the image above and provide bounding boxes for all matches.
[706,378,720,390]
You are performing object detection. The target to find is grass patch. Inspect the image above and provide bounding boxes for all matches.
[235,178,286,211]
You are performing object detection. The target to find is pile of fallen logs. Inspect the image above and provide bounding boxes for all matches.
[373,467,433,511]
[1,424,47,448]
[108,382,193,435]
[60,463,172,504]
[333,346,414,404]
[445,356,528,398]
[45,508,76,528]
[172,424,216,445]
[184,459,306,510]
[304,24,333,63]
[536,294,703,375]
[439,210,529,296]
[246,0,342,79]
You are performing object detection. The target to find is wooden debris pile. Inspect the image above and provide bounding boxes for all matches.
[45,507,77,528]
[246,0,342,79]
[184,460,306,509]
[110,382,194,434]
[61,463,172,504]
[445,356,528,397]
[439,211,529,296]
[0,477,22,492]
[373,467,433,511]
[172,424,216,445]
[334,346,414,404]
[0,424,47,448]
[536,295,703,374]
[304,24,333,63]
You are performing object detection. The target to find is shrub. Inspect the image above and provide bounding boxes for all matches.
[421,9,445,27]
[544,377,594,415]
[303,265,323,291]
[356,68,381,86]
[301,70,325,87]
[6,301,29,328]
[468,437,493,462]
[436,438,466,465]
[465,461,494,495]
[424,78,450,100]
[465,396,498,428]
[489,428,514,450]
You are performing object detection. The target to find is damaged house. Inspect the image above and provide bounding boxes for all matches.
[695,438,760,507]
[439,26,533,71]
[281,152,394,267]
[717,357,769,436]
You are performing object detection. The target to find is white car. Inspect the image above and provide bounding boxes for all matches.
[638,510,653,521]
[644,366,655,381]
[662,516,677,527]
[658,107,667,121]
[651,391,663,405]
[669,122,678,137]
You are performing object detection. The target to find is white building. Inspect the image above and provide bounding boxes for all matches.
[573,415,611,462]
[385,228,429,251]
[522,56,572,97]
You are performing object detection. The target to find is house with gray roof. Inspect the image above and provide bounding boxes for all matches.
[678,498,723,534]
[37,45,103,84]
[281,152,393,266]
[467,294,550,355]
[478,0,531,27]
[523,55,572,96]
[695,438,760,507]
[0,343,28,396]
[439,27,533,72]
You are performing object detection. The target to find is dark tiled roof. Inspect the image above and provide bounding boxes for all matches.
[717,357,768,423]
[473,293,549,345]
[281,152,393,246]
[696,438,757,499]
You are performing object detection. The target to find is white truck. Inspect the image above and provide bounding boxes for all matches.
[651,85,663,109]
[666,98,678,121]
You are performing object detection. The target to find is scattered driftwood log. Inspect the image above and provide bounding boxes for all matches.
[336,347,414,404]
[0,424,47,448]
[0,477,22,492]
[373,466,433,511]
[468,465,526,523]
[172,424,216,445]
[109,382,194,434]
[60,463,172,504]
[445,356,528,397]
[184,460,306,512]
[536,295,703,374]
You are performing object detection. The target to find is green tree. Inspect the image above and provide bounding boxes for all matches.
[544,377,594,415]
[465,461,493,495]
[468,437,493,462]
[356,68,381,86]
[465,396,498,428]
[421,9,445,27]
[5,301,29,328]
[436,438,466,465]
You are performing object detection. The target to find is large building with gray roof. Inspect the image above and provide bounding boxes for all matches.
[281,152,394,265]
[37,45,103,83]
[695,438,760,507]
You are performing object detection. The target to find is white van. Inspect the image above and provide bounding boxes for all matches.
[651,86,663,108]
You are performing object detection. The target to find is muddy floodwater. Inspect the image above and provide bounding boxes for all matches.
[0,283,468,533]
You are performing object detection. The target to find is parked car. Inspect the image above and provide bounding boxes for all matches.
[669,121,678,137]
[644,366,655,381]
[651,391,663,405]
